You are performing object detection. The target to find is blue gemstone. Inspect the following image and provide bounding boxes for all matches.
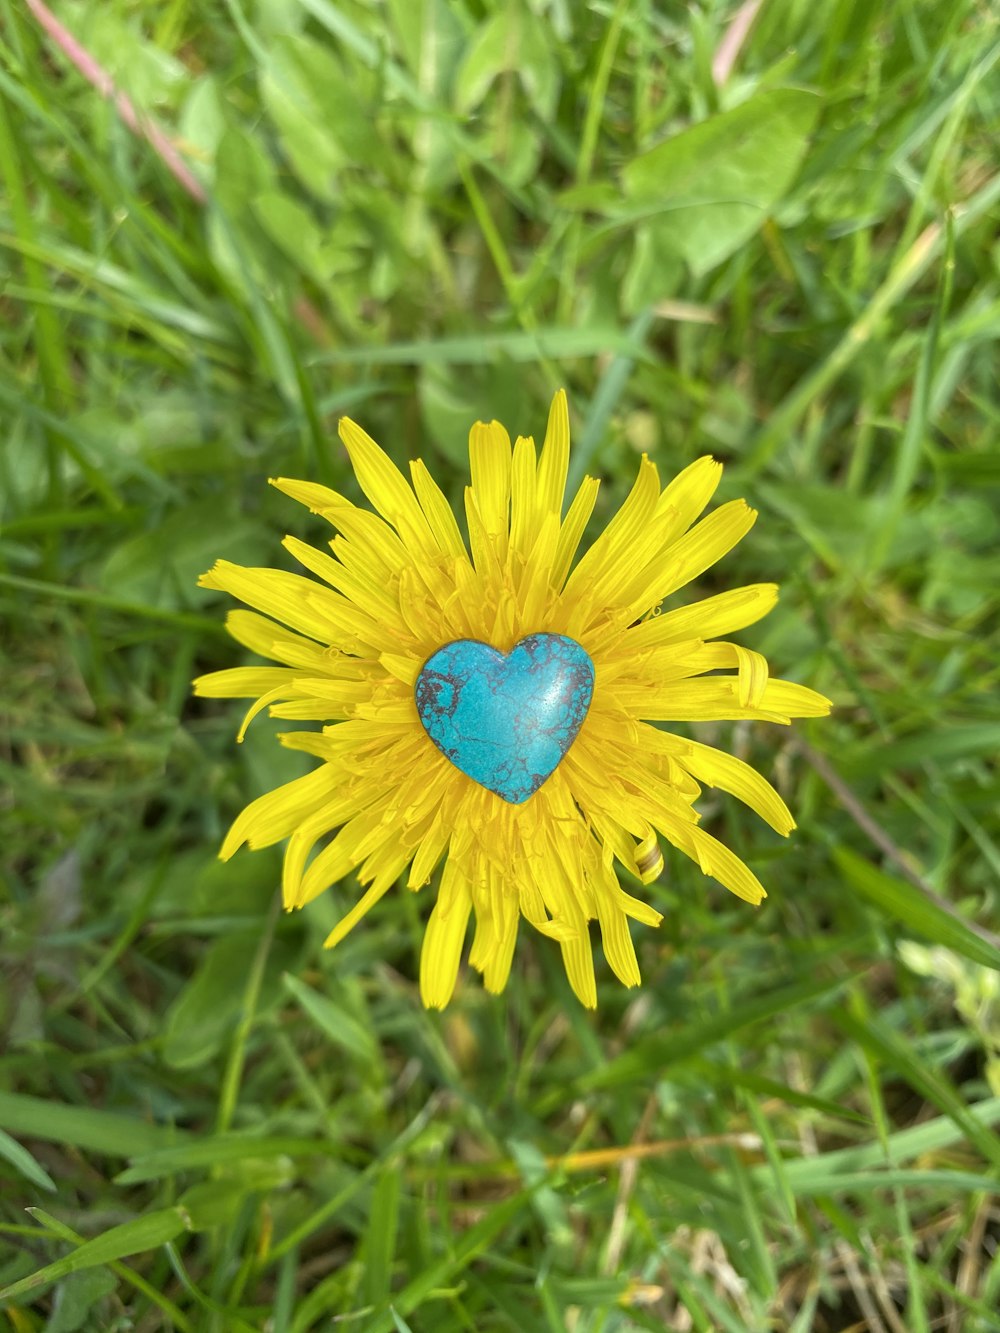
[415,634,595,804]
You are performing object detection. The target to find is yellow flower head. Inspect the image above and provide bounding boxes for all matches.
[195,392,830,1009]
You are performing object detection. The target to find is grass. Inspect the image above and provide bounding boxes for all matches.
[2,0,999,1328]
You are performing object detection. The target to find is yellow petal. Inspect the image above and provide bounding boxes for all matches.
[269,696,363,722]
[358,840,417,895]
[379,652,420,686]
[536,389,570,520]
[236,684,299,742]
[200,560,382,651]
[268,476,350,518]
[563,458,660,601]
[642,728,795,836]
[664,499,757,587]
[301,825,377,907]
[634,828,664,884]
[410,459,469,560]
[200,562,327,642]
[673,824,767,905]
[272,480,410,580]
[420,864,472,1009]
[624,499,757,617]
[508,433,539,562]
[193,667,299,699]
[731,644,769,709]
[517,511,560,630]
[352,696,418,724]
[324,879,394,949]
[464,487,505,584]
[615,887,663,927]
[283,536,401,624]
[551,475,600,591]
[468,419,511,563]
[629,583,779,647]
[325,506,410,578]
[560,932,598,1009]
[479,882,519,994]
[594,861,641,987]
[292,838,356,907]
[283,797,365,908]
[654,455,724,543]
[763,680,832,716]
[220,764,342,860]
[615,676,828,722]
[338,416,436,557]
[224,610,331,667]
[407,808,451,888]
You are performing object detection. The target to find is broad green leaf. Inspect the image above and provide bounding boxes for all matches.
[152,847,280,920]
[99,502,261,610]
[454,8,558,118]
[213,124,279,213]
[387,0,466,91]
[418,361,527,467]
[835,846,1000,973]
[44,1269,117,1333]
[261,36,376,202]
[492,112,544,188]
[0,1208,190,1303]
[620,88,820,279]
[252,190,335,284]
[208,128,289,303]
[557,180,623,212]
[257,0,306,35]
[385,0,468,189]
[162,930,298,1069]
[83,12,186,104]
[178,76,225,175]
[621,225,684,314]
[282,973,382,1069]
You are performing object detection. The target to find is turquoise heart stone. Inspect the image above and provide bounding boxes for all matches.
[415,634,595,804]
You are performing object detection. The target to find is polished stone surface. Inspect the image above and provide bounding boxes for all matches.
[415,634,594,803]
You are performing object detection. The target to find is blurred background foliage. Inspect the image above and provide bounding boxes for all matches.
[2,0,1000,1328]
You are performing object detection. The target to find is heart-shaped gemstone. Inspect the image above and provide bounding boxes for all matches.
[415,634,594,804]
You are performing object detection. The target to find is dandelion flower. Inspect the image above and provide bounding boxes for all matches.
[195,392,830,1008]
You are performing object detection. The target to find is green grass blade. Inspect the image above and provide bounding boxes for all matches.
[0,1207,191,1302]
[0,1093,187,1158]
[0,1127,56,1193]
[835,846,1000,972]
